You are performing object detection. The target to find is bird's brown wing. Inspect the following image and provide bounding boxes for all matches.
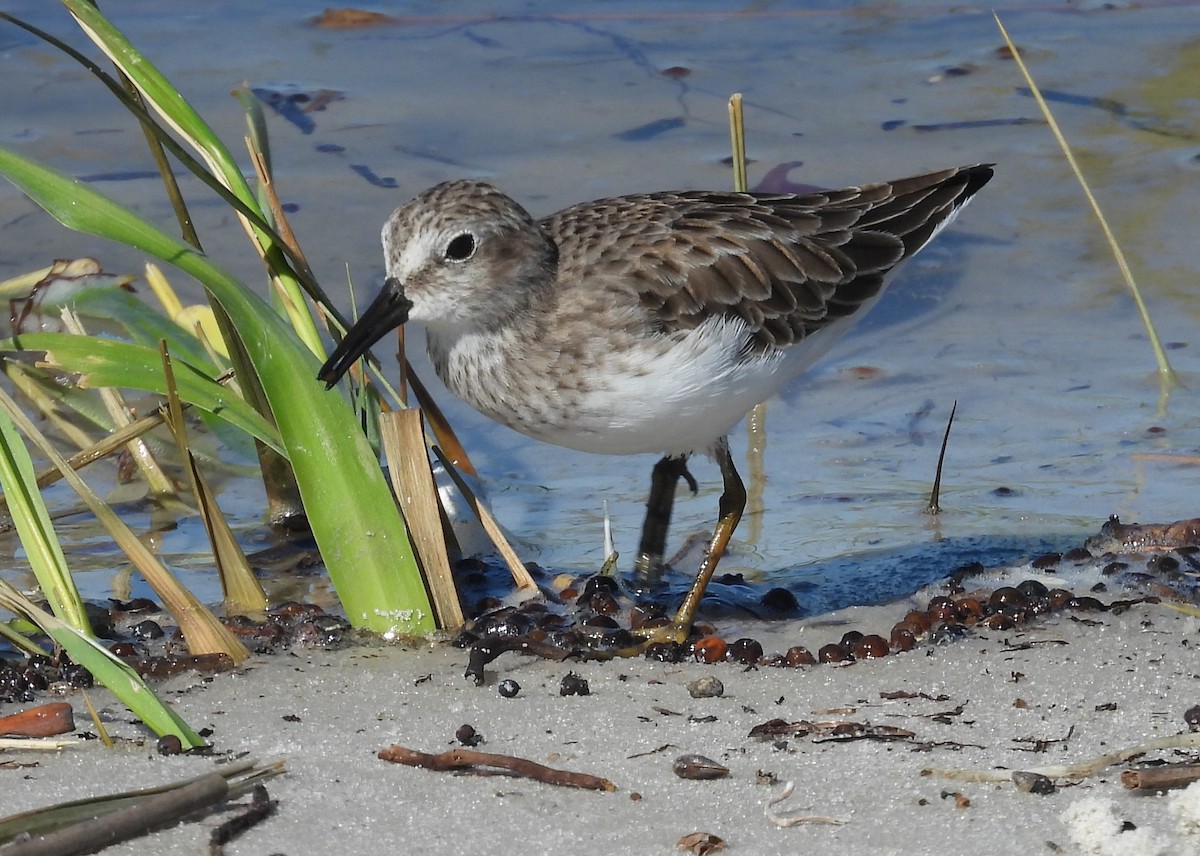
[542,164,993,352]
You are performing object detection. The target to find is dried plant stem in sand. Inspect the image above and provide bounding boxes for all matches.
[994,12,1176,407]
[925,730,1200,783]
[378,745,616,792]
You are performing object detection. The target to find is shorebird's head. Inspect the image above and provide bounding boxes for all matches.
[317,180,557,388]
[385,180,558,328]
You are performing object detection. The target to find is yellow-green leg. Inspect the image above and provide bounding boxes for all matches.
[663,439,745,642]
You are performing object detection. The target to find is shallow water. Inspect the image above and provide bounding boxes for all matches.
[1,1,1198,613]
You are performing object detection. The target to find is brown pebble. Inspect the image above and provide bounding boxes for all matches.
[455,724,482,746]
[927,596,958,623]
[156,734,183,756]
[853,635,889,659]
[955,598,984,621]
[727,638,763,665]
[1185,705,1200,730]
[903,610,932,633]
[889,623,918,652]
[818,643,849,664]
[690,636,728,664]
[629,604,666,630]
[1016,579,1049,598]
[988,587,1028,611]
[785,645,816,666]
[672,754,730,780]
[1030,552,1061,569]
[981,613,1016,630]
[1048,589,1073,609]
[585,590,619,615]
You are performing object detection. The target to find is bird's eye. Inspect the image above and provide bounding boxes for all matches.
[444,233,477,262]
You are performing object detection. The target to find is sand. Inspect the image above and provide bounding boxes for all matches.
[3,556,1199,856]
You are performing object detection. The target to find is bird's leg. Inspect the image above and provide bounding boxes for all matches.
[659,438,745,644]
[634,454,697,583]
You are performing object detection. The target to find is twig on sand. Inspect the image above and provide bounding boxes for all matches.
[1121,763,1200,791]
[924,730,1200,783]
[2,775,231,856]
[377,745,616,792]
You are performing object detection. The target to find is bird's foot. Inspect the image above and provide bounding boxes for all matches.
[604,620,692,659]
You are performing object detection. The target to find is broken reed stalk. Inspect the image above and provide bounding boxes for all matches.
[377,745,616,792]
[158,341,267,614]
[0,775,231,856]
[926,400,957,514]
[994,12,1176,408]
[379,409,463,629]
[729,91,768,547]
[1121,762,1200,791]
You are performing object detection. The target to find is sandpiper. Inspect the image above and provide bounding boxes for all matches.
[318,164,994,642]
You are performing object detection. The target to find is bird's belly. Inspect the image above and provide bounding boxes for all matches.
[439,319,814,457]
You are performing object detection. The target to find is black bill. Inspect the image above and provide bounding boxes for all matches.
[317,276,414,388]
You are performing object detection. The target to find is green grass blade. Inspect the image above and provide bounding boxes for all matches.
[0,582,204,746]
[0,147,433,634]
[61,0,326,356]
[0,409,90,632]
[7,332,283,455]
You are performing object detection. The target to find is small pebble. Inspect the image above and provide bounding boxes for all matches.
[687,676,724,699]
[672,754,730,780]
[497,679,521,698]
[690,636,728,664]
[1185,705,1200,730]
[559,672,591,697]
[455,724,482,746]
[727,638,763,665]
[1012,771,1056,795]
[156,734,183,756]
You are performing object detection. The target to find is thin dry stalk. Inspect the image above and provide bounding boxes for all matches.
[764,781,846,828]
[158,341,266,613]
[59,308,176,499]
[377,745,616,791]
[380,409,463,629]
[79,691,112,748]
[924,729,1200,782]
[994,13,1176,408]
[1121,763,1200,791]
[729,92,767,546]
[926,400,957,514]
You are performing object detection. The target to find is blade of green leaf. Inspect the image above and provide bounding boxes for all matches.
[7,332,283,455]
[61,0,326,356]
[0,147,433,634]
[0,581,204,746]
[0,408,90,631]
